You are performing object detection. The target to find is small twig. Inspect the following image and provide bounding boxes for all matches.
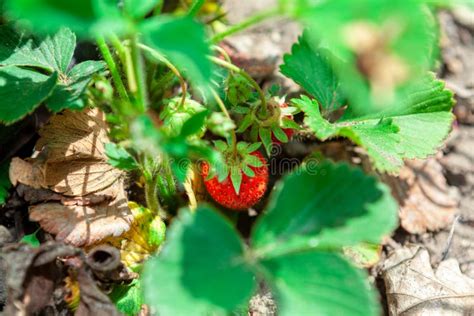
[441,214,461,261]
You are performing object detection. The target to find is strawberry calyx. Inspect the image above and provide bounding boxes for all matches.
[205,140,264,195]
[236,98,300,155]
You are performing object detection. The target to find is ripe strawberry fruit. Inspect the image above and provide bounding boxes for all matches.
[201,149,268,210]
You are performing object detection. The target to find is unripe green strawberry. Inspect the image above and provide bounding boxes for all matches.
[159,97,206,137]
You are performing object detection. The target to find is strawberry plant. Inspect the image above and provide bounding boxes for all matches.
[0,0,461,315]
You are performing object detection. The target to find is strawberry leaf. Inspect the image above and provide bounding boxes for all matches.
[251,161,398,255]
[142,207,255,315]
[0,66,58,124]
[20,231,40,248]
[295,75,455,172]
[110,279,143,316]
[0,26,103,121]
[47,60,105,112]
[261,252,379,316]
[283,1,439,114]
[123,0,159,18]
[0,26,75,74]
[105,143,138,171]
[141,16,212,91]
[280,33,345,111]
[4,0,126,37]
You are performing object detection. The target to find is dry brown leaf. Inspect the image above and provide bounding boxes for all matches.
[9,109,122,197]
[44,159,122,196]
[30,188,133,247]
[9,157,45,189]
[8,109,134,246]
[383,157,459,234]
[383,245,474,315]
[35,108,109,162]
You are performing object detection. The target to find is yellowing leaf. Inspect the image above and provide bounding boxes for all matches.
[105,202,166,271]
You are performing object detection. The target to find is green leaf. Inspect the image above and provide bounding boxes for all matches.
[47,60,105,112]
[142,206,255,316]
[0,26,101,117]
[124,0,159,18]
[295,75,455,172]
[251,161,397,256]
[179,110,208,138]
[0,66,58,124]
[0,26,75,74]
[285,1,439,114]
[280,33,345,111]
[105,143,138,171]
[343,242,381,268]
[110,279,144,316]
[5,0,126,37]
[20,231,40,247]
[0,161,11,205]
[141,16,212,90]
[261,251,379,316]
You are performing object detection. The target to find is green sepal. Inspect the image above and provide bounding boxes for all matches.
[259,127,273,156]
[272,125,289,143]
[236,112,254,133]
[230,166,243,195]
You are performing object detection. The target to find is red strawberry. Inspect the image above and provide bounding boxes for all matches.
[201,151,268,210]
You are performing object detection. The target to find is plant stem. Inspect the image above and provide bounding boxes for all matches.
[138,43,188,107]
[210,8,280,44]
[212,45,232,63]
[130,36,148,112]
[209,56,267,116]
[96,36,129,102]
[187,0,205,17]
[145,174,167,219]
[211,88,237,152]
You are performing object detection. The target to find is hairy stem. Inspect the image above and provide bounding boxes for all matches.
[138,43,188,107]
[210,8,280,44]
[187,0,205,17]
[130,36,148,112]
[96,36,129,102]
[209,56,267,116]
[211,88,237,152]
